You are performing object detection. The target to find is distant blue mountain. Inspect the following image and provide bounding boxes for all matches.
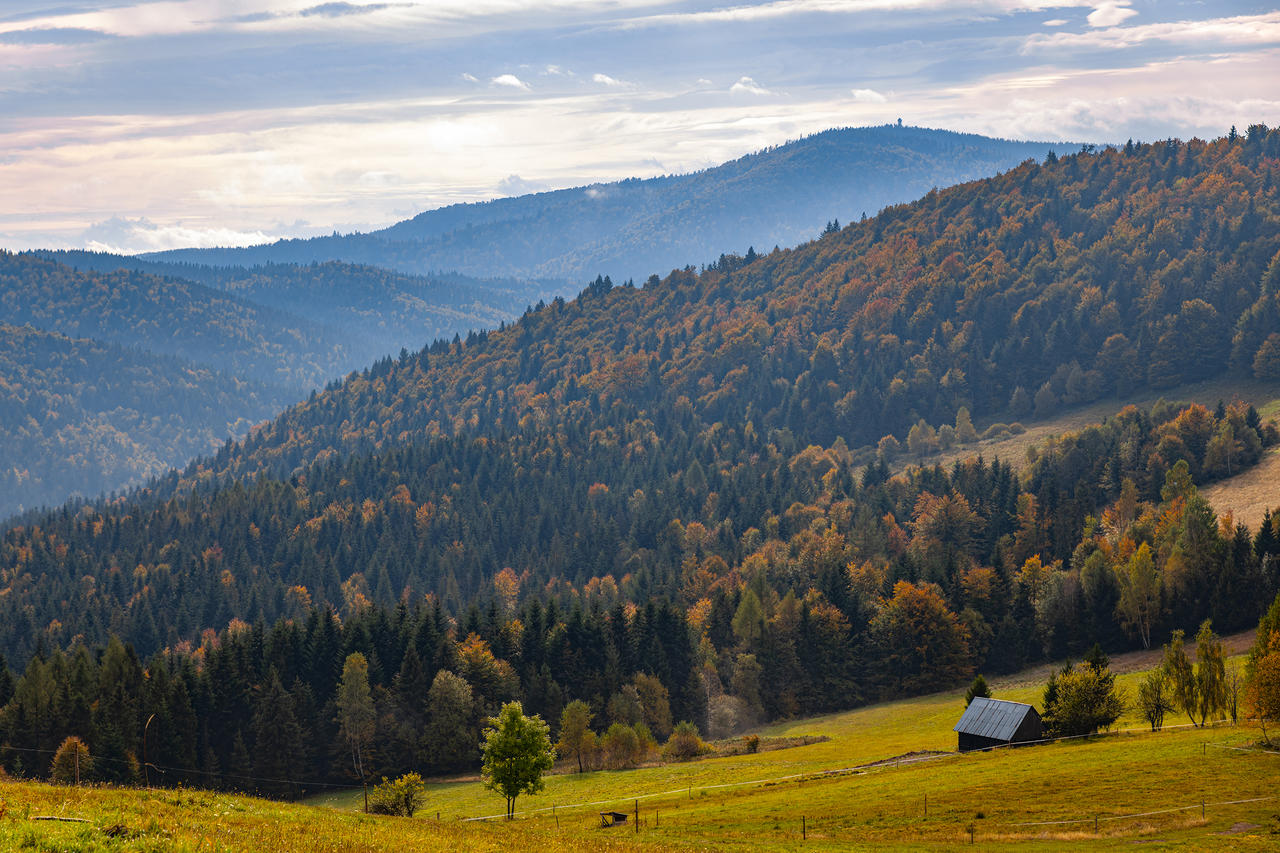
[147,125,1075,283]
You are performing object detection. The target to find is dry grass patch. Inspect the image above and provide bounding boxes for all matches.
[1201,446,1280,530]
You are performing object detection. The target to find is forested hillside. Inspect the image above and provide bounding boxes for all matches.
[147,126,1072,282]
[0,253,542,517]
[0,324,288,517]
[163,127,1280,489]
[2,129,1279,770]
[36,252,542,368]
[0,253,348,390]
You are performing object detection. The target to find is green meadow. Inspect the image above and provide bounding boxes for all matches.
[5,644,1278,851]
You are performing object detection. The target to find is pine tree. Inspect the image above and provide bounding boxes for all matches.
[964,674,991,706]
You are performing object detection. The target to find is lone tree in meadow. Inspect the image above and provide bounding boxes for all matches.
[481,701,555,819]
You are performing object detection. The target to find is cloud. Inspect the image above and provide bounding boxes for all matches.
[612,1,1105,31]
[851,88,887,103]
[1042,18,1067,27]
[1087,1,1136,28]
[593,73,624,86]
[1024,12,1280,52]
[730,76,772,96]
[497,174,548,196]
[299,3,394,18]
[460,72,478,82]
[80,217,275,255]
[491,73,531,90]
[0,26,113,45]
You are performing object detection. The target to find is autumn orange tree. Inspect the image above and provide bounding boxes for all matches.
[869,581,973,696]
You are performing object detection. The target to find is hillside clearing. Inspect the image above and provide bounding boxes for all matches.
[1201,446,1280,531]
[900,375,1280,477]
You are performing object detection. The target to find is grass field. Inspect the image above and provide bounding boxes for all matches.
[7,638,1276,851]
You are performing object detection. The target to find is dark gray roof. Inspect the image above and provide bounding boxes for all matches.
[953,697,1037,741]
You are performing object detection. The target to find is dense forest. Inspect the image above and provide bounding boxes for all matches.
[0,253,541,516]
[0,398,1277,793]
[149,126,1073,282]
[0,324,289,518]
[35,252,540,367]
[0,252,349,391]
[1,129,1279,791]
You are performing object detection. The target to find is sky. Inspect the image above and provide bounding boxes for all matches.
[1,0,1277,253]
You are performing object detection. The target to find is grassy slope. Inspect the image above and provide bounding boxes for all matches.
[8,642,1275,851]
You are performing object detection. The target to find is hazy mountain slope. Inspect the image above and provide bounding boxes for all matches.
[2,129,1278,665]
[36,251,542,367]
[145,125,1073,282]
[0,323,288,517]
[0,252,348,390]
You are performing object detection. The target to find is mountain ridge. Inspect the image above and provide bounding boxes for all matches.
[144,125,1076,282]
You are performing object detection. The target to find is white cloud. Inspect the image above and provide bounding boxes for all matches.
[496,174,548,196]
[1042,18,1067,26]
[613,1,1103,30]
[851,87,887,103]
[81,216,275,254]
[491,73,531,90]
[460,72,478,82]
[1024,12,1280,52]
[730,76,772,95]
[593,73,624,86]
[1086,1,1136,28]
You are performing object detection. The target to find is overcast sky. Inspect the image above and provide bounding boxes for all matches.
[1,0,1277,253]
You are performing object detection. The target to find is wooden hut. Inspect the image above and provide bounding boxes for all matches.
[599,811,629,828]
[953,697,1042,752]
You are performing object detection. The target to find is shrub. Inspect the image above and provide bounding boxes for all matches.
[981,423,1012,441]
[50,736,93,785]
[601,722,643,769]
[662,721,712,761]
[744,734,760,753]
[368,773,427,817]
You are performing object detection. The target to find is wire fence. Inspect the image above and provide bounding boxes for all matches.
[461,719,1271,822]
[1008,795,1277,828]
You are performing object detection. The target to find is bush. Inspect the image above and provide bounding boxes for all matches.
[50,736,93,785]
[981,423,1012,441]
[601,722,643,769]
[662,721,712,761]
[369,773,426,817]
[1042,662,1124,737]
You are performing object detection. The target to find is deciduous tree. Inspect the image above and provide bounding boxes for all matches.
[480,701,555,819]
